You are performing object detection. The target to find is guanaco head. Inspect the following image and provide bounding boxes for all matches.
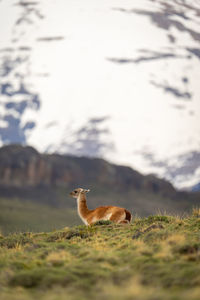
[69,188,90,199]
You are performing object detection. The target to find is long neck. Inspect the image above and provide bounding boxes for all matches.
[77,193,90,219]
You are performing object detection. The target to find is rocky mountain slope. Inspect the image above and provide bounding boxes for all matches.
[0,145,199,217]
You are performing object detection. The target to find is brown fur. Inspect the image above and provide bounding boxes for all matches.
[125,209,132,222]
[69,188,132,225]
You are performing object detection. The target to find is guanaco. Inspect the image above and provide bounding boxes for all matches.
[69,188,132,225]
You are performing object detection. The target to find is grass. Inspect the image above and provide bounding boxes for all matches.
[0,197,80,235]
[1,213,200,299]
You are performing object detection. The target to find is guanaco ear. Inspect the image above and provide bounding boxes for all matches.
[85,189,90,193]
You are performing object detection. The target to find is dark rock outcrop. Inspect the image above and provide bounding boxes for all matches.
[0,145,199,215]
[0,144,175,195]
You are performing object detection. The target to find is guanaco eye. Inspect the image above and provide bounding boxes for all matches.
[74,191,77,193]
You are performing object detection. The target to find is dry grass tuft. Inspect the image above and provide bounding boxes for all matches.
[192,207,200,218]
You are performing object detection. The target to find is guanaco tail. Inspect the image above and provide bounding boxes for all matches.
[69,188,132,225]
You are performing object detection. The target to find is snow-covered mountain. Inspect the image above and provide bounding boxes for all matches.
[0,0,200,189]
[192,182,200,192]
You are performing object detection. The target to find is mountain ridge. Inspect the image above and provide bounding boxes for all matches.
[0,144,199,217]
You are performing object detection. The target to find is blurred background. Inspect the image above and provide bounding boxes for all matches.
[0,0,200,234]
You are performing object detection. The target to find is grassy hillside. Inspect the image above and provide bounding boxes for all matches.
[0,192,197,235]
[1,213,200,300]
[0,197,80,235]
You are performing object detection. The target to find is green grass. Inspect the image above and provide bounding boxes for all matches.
[0,198,80,235]
[1,214,200,299]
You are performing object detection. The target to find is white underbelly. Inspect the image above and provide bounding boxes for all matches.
[103,212,112,220]
[80,216,88,225]
[92,212,112,224]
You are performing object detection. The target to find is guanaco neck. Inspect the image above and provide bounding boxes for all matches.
[77,193,91,222]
